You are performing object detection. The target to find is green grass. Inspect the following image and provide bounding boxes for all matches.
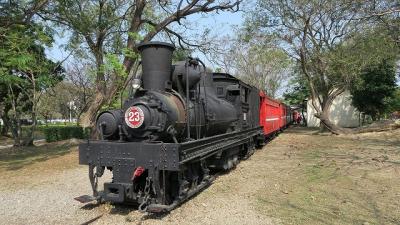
[305,162,339,183]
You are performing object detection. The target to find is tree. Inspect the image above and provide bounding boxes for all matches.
[235,44,292,98]
[173,47,194,62]
[210,34,292,98]
[0,82,10,136]
[41,0,242,134]
[283,75,310,107]
[332,27,399,121]
[38,81,78,123]
[283,68,310,126]
[0,36,63,145]
[351,59,397,120]
[246,0,399,134]
[387,88,400,115]
[0,1,63,145]
[38,60,97,125]
[37,89,60,124]
[65,61,95,125]
[359,0,399,47]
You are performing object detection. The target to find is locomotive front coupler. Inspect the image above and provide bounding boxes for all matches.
[74,164,105,204]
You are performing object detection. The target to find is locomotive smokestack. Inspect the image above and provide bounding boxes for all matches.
[137,42,175,91]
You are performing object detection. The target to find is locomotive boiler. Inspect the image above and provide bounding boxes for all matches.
[97,42,238,142]
[77,42,264,212]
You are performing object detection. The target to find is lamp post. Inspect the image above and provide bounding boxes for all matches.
[68,101,75,123]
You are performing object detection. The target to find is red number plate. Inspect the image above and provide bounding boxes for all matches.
[125,106,144,128]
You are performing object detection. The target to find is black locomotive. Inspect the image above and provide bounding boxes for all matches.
[77,42,263,212]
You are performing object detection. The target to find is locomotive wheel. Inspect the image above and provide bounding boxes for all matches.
[227,158,233,170]
[233,156,239,166]
[221,155,238,171]
[222,158,229,170]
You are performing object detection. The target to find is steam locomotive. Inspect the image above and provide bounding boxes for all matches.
[76,42,292,212]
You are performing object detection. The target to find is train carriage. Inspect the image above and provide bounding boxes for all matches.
[259,91,289,138]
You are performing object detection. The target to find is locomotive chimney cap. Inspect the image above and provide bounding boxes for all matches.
[137,41,175,91]
[137,41,175,51]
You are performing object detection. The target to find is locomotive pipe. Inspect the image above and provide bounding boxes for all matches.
[183,57,207,140]
[185,58,190,140]
[196,57,208,132]
[194,58,206,139]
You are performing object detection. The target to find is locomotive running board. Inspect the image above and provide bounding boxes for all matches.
[179,127,263,163]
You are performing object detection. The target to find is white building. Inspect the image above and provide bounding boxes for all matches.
[307,91,361,128]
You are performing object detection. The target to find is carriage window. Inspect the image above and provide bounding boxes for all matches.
[241,88,248,103]
[217,87,224,96]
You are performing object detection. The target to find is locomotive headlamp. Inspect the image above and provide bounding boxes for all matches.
[132,78,141,89]
[96,109,123,139]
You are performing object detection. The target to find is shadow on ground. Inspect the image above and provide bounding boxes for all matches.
[0,143,76,171]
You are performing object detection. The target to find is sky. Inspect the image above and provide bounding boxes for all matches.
[181,10,244,65]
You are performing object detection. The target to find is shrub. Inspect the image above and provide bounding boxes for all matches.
[43,127,58,142]
[42,126,88,142]
[83,127,91,139]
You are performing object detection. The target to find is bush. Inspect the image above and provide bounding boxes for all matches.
[42,126,88,142]
[43,127,58,142]
[83,127,91,139]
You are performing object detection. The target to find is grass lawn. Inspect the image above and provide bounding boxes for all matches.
[0,140,79,171]
[253,127,400,225]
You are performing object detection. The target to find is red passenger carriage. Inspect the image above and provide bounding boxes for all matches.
[259,91,292,138]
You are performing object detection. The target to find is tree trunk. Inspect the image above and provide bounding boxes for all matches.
[315,99,352,135]
[307,87,353,135]
[10,118,21,146]
[8,84,22,146]
[23,110,36,146]
[301,104,307,127]
[80,91,105,138]
[1,104,12,137]
[24,85,37,146]
[78,45,108,139]
[361,113,365,125]
[319,121,328,132]
[76,112,81,126]
[1,114,10,137]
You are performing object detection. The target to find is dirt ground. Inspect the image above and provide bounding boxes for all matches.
[0,127,399,225]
